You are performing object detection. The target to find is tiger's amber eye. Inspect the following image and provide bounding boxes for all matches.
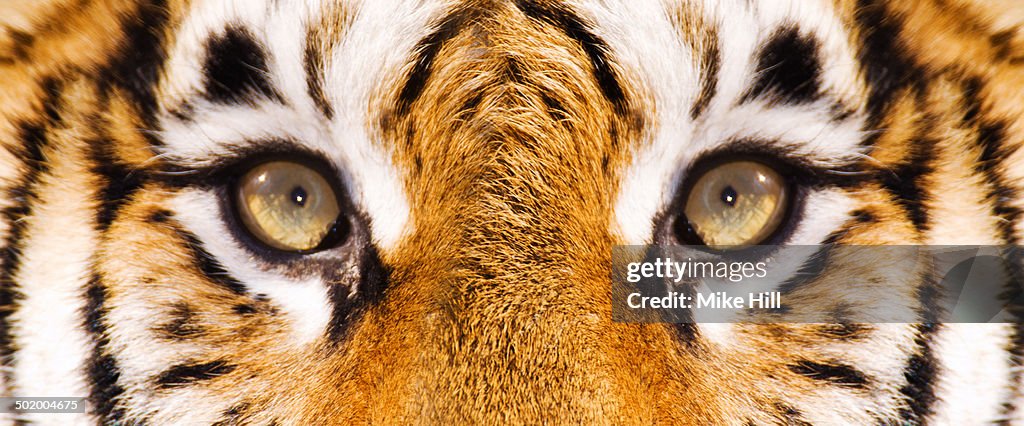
[235,161,342,252]
[679,161,788,249]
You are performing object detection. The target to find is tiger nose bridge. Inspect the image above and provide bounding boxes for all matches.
[460,29,617,325]
[436,30,624,417]
[441,93,620,419]
[394,4,633,418]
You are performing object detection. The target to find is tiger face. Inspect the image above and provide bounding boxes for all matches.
[2,0,1024,424]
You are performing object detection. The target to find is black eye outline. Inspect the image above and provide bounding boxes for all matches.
[656,149,812,254]
[214,149,361,260]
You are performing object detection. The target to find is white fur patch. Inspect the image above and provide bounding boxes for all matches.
[929,323,1015,423]
[169,190,334,347]
[8,156,97,425]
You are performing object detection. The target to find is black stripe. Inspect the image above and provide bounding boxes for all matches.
[878,153,933,233]
[502,56,525,84]
[898,322,940,423]
[167,100,196,122]
[147,209,173,224]
[515,0,627,113]
[962,82,1023,247]
[460,92,484,118]
[395,8,477,115]
[83,272,127,422]
[1003,246,1024,423]
[877,93,935,232]
[327,244,387,342]
[98,0,171,129]
[852,0,923,120]
[156,360,235,388]
[232,303,257,315]
[895,259,941,424]
[973,122,1008,185]
[990,29,1016,62]
[690,32,720,119]
[742,26,823,105]
[159,302,205,339]
[672,323,700,346]
[174,229,248,296]
[0,77,64,392]
[212,402,252,426]
[773,402,812,426]
[88,136,147,230]
[850,209,877,224]
[788,360,868,388]
[203,26,283,105]
[816,323,870,340]
[304,29,333,119]
[959,78,1024,421]
[542,93,569,123]
[5,29,34,62]
[776,244,833,295]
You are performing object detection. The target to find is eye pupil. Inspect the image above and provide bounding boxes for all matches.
[291,186,308,207]
[720,185,738,207]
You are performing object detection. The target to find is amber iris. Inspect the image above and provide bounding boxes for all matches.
[235,161,342,251]
[680,160,788,249]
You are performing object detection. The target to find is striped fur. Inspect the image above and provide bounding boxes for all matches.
[1,0,1023,424]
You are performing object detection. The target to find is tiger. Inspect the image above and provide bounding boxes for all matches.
[1,0,1024,424]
